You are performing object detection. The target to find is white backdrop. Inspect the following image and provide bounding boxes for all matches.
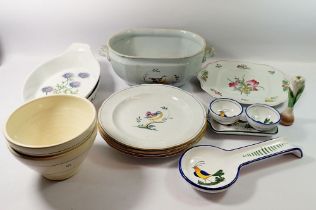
[1,0,316,61]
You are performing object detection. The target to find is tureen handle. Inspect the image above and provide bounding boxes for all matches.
[202,47,215,62]
[99,45,111,61]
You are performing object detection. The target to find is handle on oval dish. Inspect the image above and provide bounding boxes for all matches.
[202,47,215,63]
[235,137,303,166]
[99,45,111,62]
[65,43,91,53]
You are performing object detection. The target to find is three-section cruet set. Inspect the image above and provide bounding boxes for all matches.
[3,28,305,193]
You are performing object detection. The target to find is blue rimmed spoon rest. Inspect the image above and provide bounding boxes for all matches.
[178,137,303,193]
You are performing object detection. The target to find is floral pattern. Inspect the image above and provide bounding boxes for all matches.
[231,121,254,130]
[78,72,90,78]
[200,61,288,105]
[282,80,290,91]
[200,70,208,82]
[41,86,54,95]
[136,106,172,131]
[69,81,81,88]
[287,76,305,108]
[41,72,90,95]
[263,118,273,124]
[63,72,74,79]
[237,64,250,69]
[265,96,278,103]
[242,143,287,158]
[228,76,264,95]
[216,63,222,68]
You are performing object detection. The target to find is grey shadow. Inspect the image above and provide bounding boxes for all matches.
[197,125,271,150]
[92,60,115,111]
[197,154,314,204]
[182,76,204,93]
[276,117,312,143]
[209,45,239,60]
[166,152,313,206]
[90,141,180,168]
[37,141,147,210]
[0,37,3,65]
[204,126,271,142]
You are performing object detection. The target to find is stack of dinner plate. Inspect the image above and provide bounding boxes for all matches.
[22,43,100,102]
[98,85,207,157]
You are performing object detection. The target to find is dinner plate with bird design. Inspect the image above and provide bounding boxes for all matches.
[98,85,207,150]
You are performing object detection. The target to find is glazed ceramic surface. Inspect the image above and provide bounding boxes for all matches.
[208,118,278,136]
[209,98,242,125]
[23,43,100,101]
[4,95,97,156]
[179,137,302,193]
[98,85,206,150]
[246,104,280,131]
[197,60,289,106]
[98,123,206,158]
[86,79,100,102]
[280,75,305,126]
[101,28,213,86]
[8,127,97,181]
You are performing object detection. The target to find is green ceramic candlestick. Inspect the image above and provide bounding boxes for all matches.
[280,76,305,126]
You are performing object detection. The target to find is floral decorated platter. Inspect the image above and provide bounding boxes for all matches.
[23,43,100,101]
[98,84,207,150]
[197,60,289,106]
[208,118,278,136]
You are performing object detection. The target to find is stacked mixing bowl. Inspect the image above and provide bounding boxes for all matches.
[4,95,97,180]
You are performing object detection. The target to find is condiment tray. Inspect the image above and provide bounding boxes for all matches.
[208,118,278,136]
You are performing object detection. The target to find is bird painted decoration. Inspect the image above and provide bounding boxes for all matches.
[148,75,168,84]
[136,106,172,131]
[145,111,163,121]
[219,110,227,117]
[193,161,225,186]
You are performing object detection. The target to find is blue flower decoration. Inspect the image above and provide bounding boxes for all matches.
[78,72,90,78]
[41,86,54,94]
[62,72,74,79]
[69,81,80,88]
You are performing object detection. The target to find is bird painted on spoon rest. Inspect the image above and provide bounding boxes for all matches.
[193,161,225,186]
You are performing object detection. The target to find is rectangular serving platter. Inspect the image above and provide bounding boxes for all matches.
[208,118,278,136]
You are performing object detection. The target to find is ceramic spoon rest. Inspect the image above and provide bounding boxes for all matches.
[179,137,303,193]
